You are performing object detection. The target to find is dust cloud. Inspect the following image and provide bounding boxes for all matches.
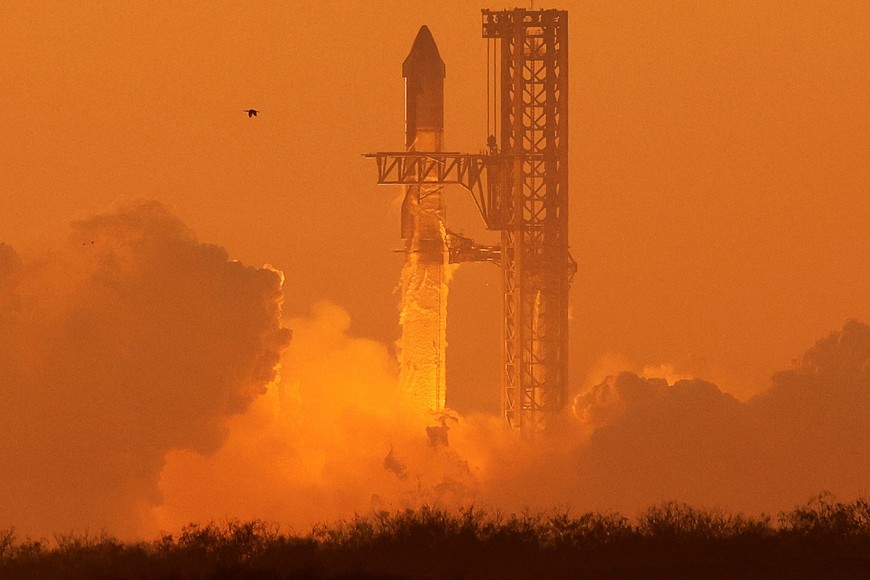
[0,201,290,538]
[2,203,870,538]
[560,320,870,515]
[157,304,870,534]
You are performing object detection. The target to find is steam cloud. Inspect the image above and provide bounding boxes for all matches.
[157,305,870,533]
[0,201,291,537]
[565,320,870,514]
[3,202,869,538]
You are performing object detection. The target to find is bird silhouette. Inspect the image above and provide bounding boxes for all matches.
[244,109,259,118]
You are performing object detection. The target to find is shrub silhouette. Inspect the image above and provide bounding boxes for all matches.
[1,496,869,579]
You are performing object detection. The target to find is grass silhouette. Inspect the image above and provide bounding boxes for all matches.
[2,494,869,579]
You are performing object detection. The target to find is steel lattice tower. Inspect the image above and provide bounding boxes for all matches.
[368,8,572,436]
[484,9,570,434]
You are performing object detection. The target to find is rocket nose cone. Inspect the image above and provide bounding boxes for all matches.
[403,25,446,78]
[412,25,437,51]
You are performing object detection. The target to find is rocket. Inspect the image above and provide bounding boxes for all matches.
[401,26,445,262]
[397,26,448,411]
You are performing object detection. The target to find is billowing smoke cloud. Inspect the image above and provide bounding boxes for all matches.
[155,300,870,534]
[163,316,870,530]
[543,320,870,515]
[4,203,869,538]
[154,302,477,531]
[0,201,290,537]
[746,320,870,508]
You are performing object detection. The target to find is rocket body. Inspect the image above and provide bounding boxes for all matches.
[398,26,449,411]
[403,26,444,150]
[400,25,445,260]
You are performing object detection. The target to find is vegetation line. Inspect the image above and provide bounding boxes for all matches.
[2,494,870,579]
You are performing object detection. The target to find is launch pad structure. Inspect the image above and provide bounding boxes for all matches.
[368,8,573,436]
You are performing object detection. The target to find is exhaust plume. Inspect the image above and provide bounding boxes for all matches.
[157,301,870,534]
[4,203,870,538]
[0,201,291,537]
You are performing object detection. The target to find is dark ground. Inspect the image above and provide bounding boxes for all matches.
[2,495,868,579]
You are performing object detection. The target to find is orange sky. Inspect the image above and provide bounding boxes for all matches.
[3,2,869,406]
[2,0,870,539]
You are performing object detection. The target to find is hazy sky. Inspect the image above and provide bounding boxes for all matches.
[1,1,869,537]
[3,1,869,404]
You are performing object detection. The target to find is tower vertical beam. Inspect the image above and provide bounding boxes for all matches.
[484,8,570,436]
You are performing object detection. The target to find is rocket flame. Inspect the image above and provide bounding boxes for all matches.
[398,253,447,410]
[397,181,453,412]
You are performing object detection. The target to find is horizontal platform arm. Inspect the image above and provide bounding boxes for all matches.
[364,152,526,230]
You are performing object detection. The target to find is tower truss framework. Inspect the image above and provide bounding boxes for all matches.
[484,8,570,435]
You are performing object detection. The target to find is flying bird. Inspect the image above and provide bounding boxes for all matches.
[244,109,259,118]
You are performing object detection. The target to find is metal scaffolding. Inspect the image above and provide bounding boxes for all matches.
[368,8,573,436]
[484,8,572,435]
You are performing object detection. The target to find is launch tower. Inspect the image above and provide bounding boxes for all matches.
[484,8,573,434]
